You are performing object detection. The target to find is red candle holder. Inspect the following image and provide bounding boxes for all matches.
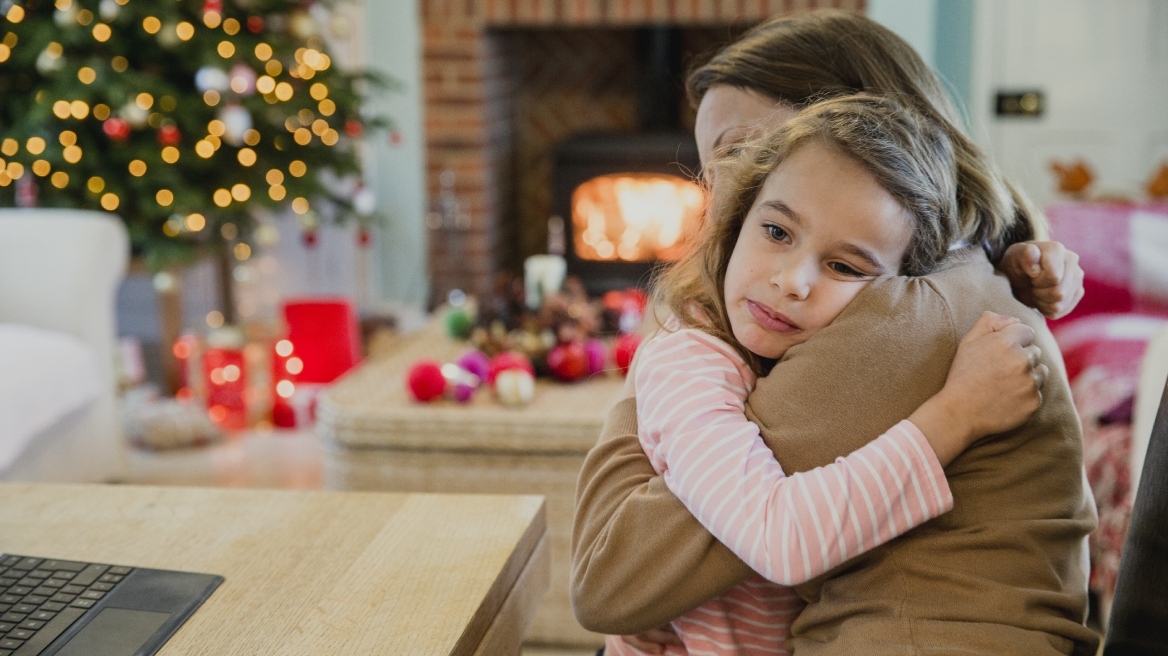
[203,347,247,430]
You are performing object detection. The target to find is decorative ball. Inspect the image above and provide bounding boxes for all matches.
[584,338,606,376]
[441,364,479,404]
[345,119,364,138]
[229,63,257,97]
[456,350,491,382]
[157,124,181,146]
[357,229,372,248]
[614,332,642,375]
[302,230,318,248]
[405,360,446,403]
[218,104,253,146]
[99,0,120,21]
[119,102,149,128]
[195,67,230,93]
[495,369,535,406]
[548,342,589,382]
[445,308,474,340]
[488,351,534,385]
[102,118,132,142]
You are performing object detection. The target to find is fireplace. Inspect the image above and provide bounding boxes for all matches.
[554,132,702,294]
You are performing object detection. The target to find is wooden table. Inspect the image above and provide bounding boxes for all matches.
[0,483,549,655]
[317,317,627,647]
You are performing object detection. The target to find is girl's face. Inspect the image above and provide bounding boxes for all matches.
[723,141,914,359]
[695,85,796,169]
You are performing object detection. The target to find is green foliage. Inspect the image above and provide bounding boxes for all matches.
[0,0,390,268]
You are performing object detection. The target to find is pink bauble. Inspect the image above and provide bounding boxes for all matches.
[614,332,642,375]
[441,363,479,404]
[405,360,445,402]
[583,338,606,376]
[457,350,491,382]
[547,342,589,382]
[488,351,534,385]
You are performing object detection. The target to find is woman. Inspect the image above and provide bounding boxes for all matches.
[571,10,1094,655]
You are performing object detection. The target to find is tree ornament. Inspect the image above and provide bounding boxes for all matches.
[405,360,445,403]
[441,364,479,404]
[584,338,606,375]
[495,369,535,406]
[547,342,589,382]
[99,0,120,21]
[488,352,534,385]
[456,350,491,382]
[102,117,132,142]
[445,307,474,340]
[357,228,372,248]
[614,332,642,375]
[229,63,257,97]
[345,119,363,138]
[195,67,230,93]
[203,0,224,14]
[218,104,252,146]
[119,102,149,128]
[157,124,182,146]
[301,229,318,248]
[246,15,265,33]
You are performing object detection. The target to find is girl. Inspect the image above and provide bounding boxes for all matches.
[610,95,1047,656]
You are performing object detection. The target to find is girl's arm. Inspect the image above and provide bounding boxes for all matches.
[999,241,1084,319]
[637,329,950,585]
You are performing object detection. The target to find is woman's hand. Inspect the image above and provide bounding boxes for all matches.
[909,311,1048,466]
[621,625,684,654]
[999,241,1085,320]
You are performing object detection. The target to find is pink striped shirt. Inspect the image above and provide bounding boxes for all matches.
[608,327,953,656]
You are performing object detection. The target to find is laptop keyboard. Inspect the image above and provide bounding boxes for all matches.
[0,554,132,656]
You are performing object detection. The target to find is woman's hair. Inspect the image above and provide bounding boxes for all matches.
[686,9,1046,258]
[659,94,958,374]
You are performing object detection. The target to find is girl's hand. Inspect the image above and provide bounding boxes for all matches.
[999,241,1085,320]
[621,625,684,654]
[909,311,1049,466]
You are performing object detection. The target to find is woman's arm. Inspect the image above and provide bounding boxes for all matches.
[998,241,1085,319]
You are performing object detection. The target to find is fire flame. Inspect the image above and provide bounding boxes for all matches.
[572,173,705,262]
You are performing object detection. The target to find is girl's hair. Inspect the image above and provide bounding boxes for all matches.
[686,9,1046,258]
[659,94,957,374]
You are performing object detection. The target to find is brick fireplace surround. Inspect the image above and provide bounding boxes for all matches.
[422,0,865,306]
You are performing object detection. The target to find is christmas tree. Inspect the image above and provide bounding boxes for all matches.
[0,0,387,268]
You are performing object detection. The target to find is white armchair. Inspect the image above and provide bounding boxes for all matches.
[0,208,129,482]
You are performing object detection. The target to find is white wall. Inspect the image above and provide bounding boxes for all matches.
[362,0,428,307]
[867,0,938,67]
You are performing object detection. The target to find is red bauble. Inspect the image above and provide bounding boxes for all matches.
[357,228,372,247]
[302,230,318,248]
[547,342,589,382]
[203,0,223,13]
[102,118,131,142]
[157,124,181,146]
[246,15,265,32]
[487,351,534,385]
[344,119,364,137]
[406,360,446,402]
[614,332,642,375]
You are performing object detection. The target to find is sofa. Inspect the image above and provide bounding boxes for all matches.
[0,209,129,482]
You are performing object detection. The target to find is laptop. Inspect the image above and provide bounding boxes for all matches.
[0,554,222,656]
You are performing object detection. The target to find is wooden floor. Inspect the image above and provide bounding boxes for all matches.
[124,427,597,656]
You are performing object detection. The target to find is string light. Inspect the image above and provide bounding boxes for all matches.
[156,189,173,206]
[163,217,182,236]
[256,76,276,95]
[93,104,111,120]
[231,184,251,201]
[59,130,76,146]
[88,176,105,193]
[318,99,335,116]
[265,169,284,185]
[52,101,71,119]
[110,56,128,72]
[265,60,282,76]
[310,83,328,100]
[77,9,93,25]
[237,148,256,166]
[268,184,286,201]
[311,119,328,136]
[291,197,309,214]
[100,193,119,210]
[213,189,232,207]
[70,101,89,119]
[243,129,261,146]
[162,146,180,163]
[206,311,224,329]
[275,82,294,102]
[293,128,311,145]
[128,159,147,176]
[176,22,195,41]
[217,41,235,58]
[289,160,306,177]
[233,243,251,260]
[206,135,222,150]
[32,160,51,176]
[223,18,240,35]
[136,93,154,110]
[78,67,97,84]
[26,137,46,155]
[142,16,161,34]
[185,213,206,231]
[254,43,273,61]
[203,11,221,29]
[207,120,226,136]
[298,109,314,125]
[0,45,11,64]
[0,139,16,156]
[275,340,294,357]
[203,90,220,106]
[51,171,69,188]
[63,145,82,163]
[5,4,25,22]
[93,24,112,42]
[4,162,23,179]
[220,223,238,240]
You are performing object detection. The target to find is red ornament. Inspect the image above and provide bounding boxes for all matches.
[488,351,534,385]
[246,15,265,32]
[547,342,589,382]
[344,119,363,138]
[302,229,318,248]
[102,117,131,142]
[406,360,446,402]
[203,0,223,13]
[357,228,372,247]
[157,124,181,146]
[614,332,642,375]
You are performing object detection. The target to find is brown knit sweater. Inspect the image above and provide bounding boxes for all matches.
[571,248,1099,655]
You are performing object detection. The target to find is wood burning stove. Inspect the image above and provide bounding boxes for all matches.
[551,27,703,295]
